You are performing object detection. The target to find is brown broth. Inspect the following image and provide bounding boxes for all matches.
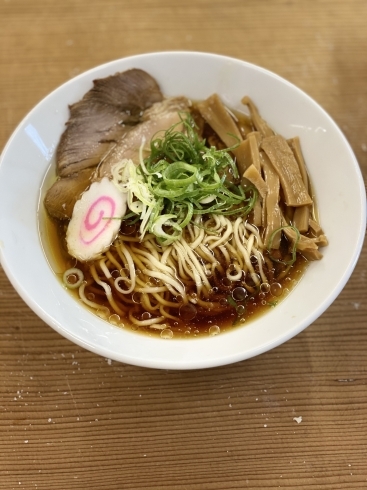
[40,207,309,340]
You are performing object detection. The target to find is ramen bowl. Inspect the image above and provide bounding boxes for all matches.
[0,52,365,369]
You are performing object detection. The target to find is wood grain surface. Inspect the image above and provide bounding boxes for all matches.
[0,1,366,488]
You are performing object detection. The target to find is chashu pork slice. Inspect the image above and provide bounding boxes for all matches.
[97,96,190,177]
[44,167,96,220]
[45,96,190,220]
[57,68,163,178]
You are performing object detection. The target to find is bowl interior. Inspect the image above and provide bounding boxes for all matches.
[0,52,365,369]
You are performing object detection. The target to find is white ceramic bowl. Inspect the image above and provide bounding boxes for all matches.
[0,52,365,369]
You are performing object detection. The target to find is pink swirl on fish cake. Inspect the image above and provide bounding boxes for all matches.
[80,195,116,245]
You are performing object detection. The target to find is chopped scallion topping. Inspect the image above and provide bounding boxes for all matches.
[267,225,300,265]
[112,113,257,245]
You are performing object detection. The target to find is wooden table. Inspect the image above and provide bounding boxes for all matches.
[1,1,366,488]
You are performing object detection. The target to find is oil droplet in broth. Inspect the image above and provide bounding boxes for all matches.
[160,328,173,339]
[209,325,220,336]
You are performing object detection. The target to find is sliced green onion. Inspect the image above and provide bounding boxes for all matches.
[162,162,198,187]
[63,268,84,289]
[267,225,300,265]
[151,214,182,245]
[112,112,257,244]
